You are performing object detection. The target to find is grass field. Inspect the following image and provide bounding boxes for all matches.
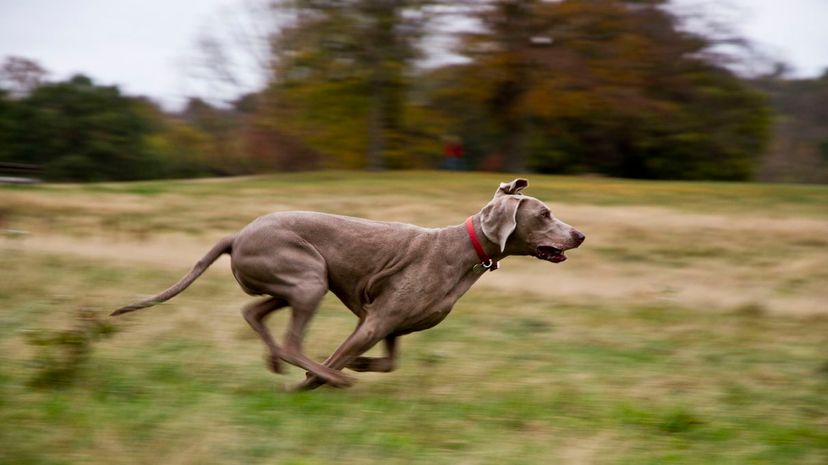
[1,171,827,464]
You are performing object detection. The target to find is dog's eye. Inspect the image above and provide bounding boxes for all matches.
[539,210,551,219]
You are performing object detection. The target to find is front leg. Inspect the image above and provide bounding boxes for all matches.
[346,336,397,372]
[290,318,389,391]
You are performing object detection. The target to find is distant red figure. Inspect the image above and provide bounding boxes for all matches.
[442,137,464,170]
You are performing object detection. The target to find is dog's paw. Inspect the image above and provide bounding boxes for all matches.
[288,369,354,391]
[318,368,355,388]
[265,353,285,374]
[286,377,324,392]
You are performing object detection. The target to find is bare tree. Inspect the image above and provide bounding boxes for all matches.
[0,56,48,98]
[186,0,280,107]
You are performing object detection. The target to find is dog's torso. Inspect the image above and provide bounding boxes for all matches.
[230,212,483,334]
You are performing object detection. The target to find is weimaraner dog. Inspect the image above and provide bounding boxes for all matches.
[112,178,584,390]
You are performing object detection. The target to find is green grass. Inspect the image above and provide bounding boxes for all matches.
[1,172,827,464]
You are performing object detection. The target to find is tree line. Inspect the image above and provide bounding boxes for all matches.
[1,0,824,182]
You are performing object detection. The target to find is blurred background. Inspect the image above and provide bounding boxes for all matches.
[1,1,827,464]
[1,0,827,182]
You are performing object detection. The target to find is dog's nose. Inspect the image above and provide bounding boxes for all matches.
[571,230,585,246]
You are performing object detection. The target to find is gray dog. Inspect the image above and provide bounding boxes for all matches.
[112,178,585,390]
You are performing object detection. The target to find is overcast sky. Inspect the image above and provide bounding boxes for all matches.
[1,0,826,109]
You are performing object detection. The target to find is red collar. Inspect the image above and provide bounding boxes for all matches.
[465,216,499,272]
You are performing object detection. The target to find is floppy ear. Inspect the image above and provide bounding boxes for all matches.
[480,196,524,252]
[494,178,529,198]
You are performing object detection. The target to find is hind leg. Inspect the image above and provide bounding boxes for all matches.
[242,297,288,373]
[242,291,352,386]
[232,229,352,387]
[278,288,355,388]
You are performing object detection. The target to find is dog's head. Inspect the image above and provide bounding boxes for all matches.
[479,178,584,263]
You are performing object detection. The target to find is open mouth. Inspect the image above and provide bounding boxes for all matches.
[534,245,567,263]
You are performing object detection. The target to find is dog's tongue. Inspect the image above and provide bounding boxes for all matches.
[551,253,567,263]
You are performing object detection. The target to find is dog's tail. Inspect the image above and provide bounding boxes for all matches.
[111,235,236,316]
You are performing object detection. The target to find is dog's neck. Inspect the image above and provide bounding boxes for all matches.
[470,213,507,261]
[443,213,507,273]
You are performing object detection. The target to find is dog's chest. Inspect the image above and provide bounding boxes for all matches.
[396,277,477,334]
[397,305,454,334]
